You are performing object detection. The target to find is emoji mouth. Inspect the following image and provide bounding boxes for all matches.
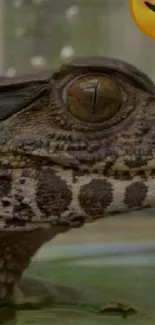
[145,1,155,12]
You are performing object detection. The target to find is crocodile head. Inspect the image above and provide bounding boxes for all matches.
[0,57,155,302]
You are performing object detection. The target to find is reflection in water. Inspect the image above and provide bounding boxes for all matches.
[0,262,155,324]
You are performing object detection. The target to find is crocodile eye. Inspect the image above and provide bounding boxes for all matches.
[64,74,121,123]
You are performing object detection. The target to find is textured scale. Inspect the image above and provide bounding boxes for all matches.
[0,56,155,303]
[0,167,154,228]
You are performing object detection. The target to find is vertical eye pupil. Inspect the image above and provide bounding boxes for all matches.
[64,74,121,123]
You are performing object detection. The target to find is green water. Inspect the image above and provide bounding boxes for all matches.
[1,252,155,325]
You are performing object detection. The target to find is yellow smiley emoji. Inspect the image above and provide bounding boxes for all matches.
[130,0,155,40]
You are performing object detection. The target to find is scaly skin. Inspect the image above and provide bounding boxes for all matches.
[0,57,155,304]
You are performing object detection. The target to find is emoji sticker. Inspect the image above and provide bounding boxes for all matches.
[130,0,155,40]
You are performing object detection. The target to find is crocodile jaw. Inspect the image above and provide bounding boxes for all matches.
[0,165,154,232]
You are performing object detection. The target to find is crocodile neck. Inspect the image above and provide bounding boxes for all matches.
[0,226,68,303]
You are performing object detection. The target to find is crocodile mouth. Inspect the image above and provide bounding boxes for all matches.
[0,152,155,180]
[0,218,71,231]
[0,214,85,232]
[0,151,154,231]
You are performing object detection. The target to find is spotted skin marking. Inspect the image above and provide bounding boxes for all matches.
[36,168,72,216]
[0,167,154,225]
[0,176,11,197]
[13,202,34,220]
[79,179,113,216]
[124,182,148,208]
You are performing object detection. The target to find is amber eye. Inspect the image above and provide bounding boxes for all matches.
[64,74,121,123]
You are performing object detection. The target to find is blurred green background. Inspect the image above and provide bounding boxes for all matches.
[0,0,155,79]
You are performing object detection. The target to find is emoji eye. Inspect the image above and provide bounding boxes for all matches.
[63,74,121,123]
[145,1,155,12]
